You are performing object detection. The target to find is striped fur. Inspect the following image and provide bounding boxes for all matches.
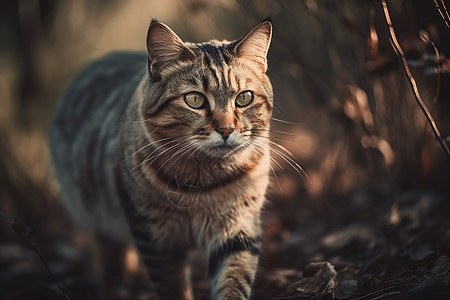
[50,20,273,299]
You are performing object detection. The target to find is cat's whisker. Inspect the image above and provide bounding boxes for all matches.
[167,143,199,165]
[171,142,202,167]
[147,126,160,135]
[170,141,209,191]
[253,143,284,174]
[257,112,303,125]
[270,117,303,125]
[252,128,297,136]
[251,133,299,155]
[178,141,208,178]
[167,142,204,181]
[143,136,196,162]
[250,142,283,175]
[222,142,251,158]
[252,140,311,184]
[185,141,205,162]
[132,137,193,173]
[250,144,282,191]
[250,133,299,148]
[130,139,180,173]
[156,142,201,177]
[267,140,298,159]
[123,136,172,162]
[140,139,194,175]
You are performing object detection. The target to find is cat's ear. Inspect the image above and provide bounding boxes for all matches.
[146,20,195,78]
[233,20,272,72]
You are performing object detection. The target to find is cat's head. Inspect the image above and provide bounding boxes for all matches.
[141,20,273,159]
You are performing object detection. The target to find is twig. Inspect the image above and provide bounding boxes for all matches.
[381,0,450,157]
[434,0,450,29]
[427,35,441,114]
[0,212,71,300]
[419,31,442,141]
[31,247,71,300]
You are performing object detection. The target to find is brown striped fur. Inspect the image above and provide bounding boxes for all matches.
[50,19,273,299]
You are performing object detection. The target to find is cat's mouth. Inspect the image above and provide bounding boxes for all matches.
[197,130,245,157]
[206,142,243,157]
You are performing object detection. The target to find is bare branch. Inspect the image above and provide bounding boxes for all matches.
[434,0,450,29]
[1,212,71,300]
[382,0,450,157]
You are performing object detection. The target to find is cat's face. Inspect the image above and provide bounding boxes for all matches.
[142,21,273,159]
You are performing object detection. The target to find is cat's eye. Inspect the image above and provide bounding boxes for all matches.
[184,92,206,109]
[236,91,254,107]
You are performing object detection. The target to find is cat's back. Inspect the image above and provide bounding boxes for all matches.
[52,52,146,141]
[50,52,147,238]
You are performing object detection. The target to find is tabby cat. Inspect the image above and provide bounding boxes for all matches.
[50,19,273,300]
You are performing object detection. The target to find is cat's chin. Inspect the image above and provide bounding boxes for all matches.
[205,144,243,158]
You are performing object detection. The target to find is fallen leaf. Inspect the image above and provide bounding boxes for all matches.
[288,261,336,297]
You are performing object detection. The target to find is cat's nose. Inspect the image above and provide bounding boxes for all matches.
[216,127,234,140]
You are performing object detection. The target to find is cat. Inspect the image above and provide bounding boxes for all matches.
[50,19,273,300]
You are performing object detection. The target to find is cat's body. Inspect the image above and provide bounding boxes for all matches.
[50,20,273,300]
[51,53,146,240]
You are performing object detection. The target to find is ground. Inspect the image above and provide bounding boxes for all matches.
[1,176,449,300]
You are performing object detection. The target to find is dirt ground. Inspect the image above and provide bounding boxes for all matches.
[1,168,450,300]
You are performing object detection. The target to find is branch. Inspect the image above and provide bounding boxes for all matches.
[0,212,71,300]
[434,0,450,29]
[381,0,450,157]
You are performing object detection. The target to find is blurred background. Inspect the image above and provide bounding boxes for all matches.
[1,0,449,299]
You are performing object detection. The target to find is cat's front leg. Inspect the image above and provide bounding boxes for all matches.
[122,200,193,300]
[208,230,262,300]
[130,222,194,300]
[140,243,193,300]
